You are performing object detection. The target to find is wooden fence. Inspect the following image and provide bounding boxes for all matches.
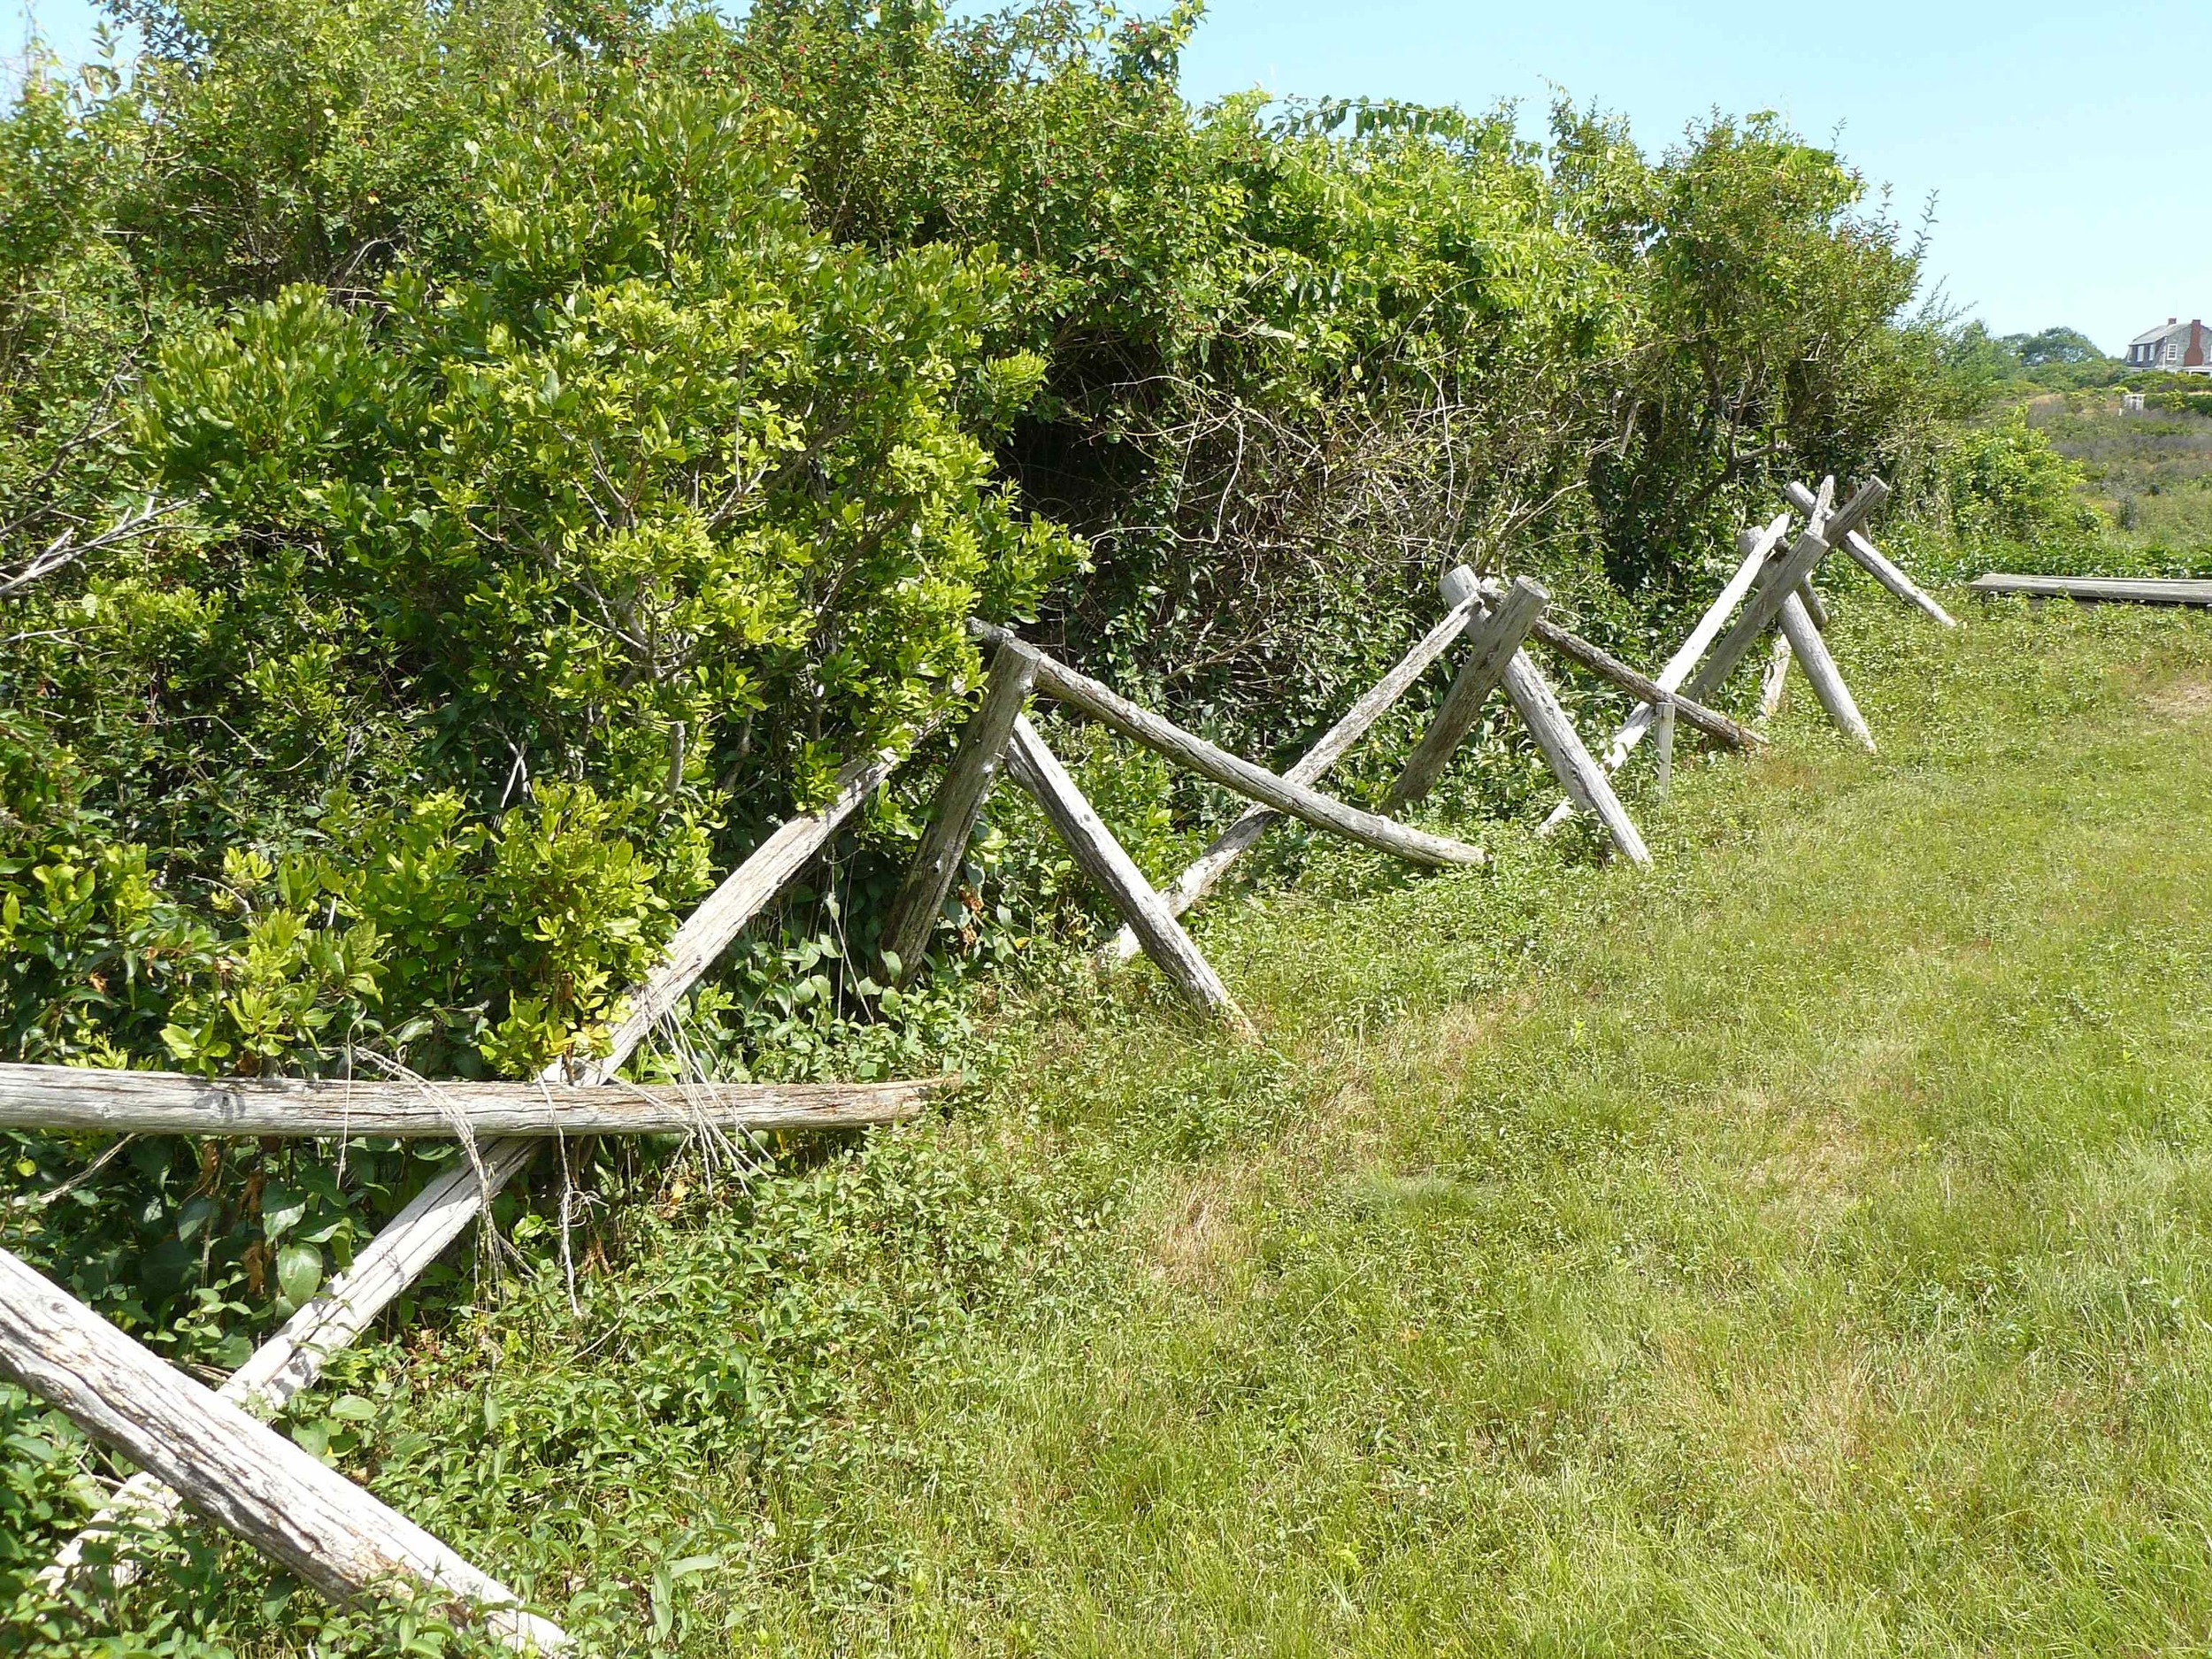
[0,474,1945,1648]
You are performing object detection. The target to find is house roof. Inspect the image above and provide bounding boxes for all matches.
[2131,319,2196,348]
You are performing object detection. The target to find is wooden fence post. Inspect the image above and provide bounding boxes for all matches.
[0,1249,568,1652]
[1786,480,1955,627]
[1682,478,1888,708]
[1541,511,1792,834]
[1004,716,1253,1035]
[1385,577,1549,811]
[1435,570,1651,866]
[1776,591,1876,751]
[878,639,1041,982]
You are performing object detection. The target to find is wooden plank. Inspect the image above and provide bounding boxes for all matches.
[1004,716,1253,1034]
[1104,572,1489,966]
[1439,570,1650,866]
[0,1064,941,1138]
[878,640,1041,982]
[1516,608,1763,752]
[0,1249,568,1651]
[1542,511,1789,840]
[1776,592,1876,751]
[43,737,924,1590]
[969,623,1486,870]
[1682,477,1889,707]
[1967,573,2212,606]
[1786,480,1956,627]
[1653,697,1676,806]
[1384,578,1549,811]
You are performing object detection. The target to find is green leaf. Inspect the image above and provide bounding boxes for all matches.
[276,1240,323,1307]
[260,1182,307,1241]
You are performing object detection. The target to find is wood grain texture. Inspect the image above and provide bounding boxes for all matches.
[1776,592,1876,751]
[879,640,1041,982]
[1104,573,1487,965]
[1758,631,1793,718]
[970,622,1486,869]
[1005,716,1252,1033]
[1967,573,2212,606]
[0,1249,567,1651]
[0,1064,940,1137]
[1384,577,1548,811]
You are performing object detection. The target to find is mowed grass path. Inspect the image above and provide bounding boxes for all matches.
[739,600,2212,1655]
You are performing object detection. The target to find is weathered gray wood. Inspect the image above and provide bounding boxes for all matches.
[1776,592,1876,750]
[1758,631,1793,718]
[1438,571,1650,865]
[1653,697,1677,805]
[1844,531,1955,626]
[1967,573,2212,607]
[1105,573,1490,965]
[1760,477,1833,714]
[44,736,926,1591]
[879,640,1041,982]
[0,1249,567,1651]
[1683,478,1889,706]
[0,1064,941,1138]
[1511,605,1763,752]
[970,622,1485,870]
[1555,511,1789,829]
[1797,580,1831,631]
[1004,716,1252,1034]
[1786,480,1956,627]
[1384,578,1549,811]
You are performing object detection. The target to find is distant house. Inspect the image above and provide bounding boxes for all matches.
[2125,318,2212,373]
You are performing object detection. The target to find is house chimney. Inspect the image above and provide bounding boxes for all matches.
[2170,317,2179,325]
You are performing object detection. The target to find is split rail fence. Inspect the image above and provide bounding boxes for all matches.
[0,472,1948,1648]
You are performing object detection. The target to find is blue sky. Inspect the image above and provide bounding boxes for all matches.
[9,0,2203,353]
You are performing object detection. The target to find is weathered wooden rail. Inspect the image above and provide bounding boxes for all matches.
[1968,573,2212,606]
[0,1248,568,1651]
[0,1064,944,1137]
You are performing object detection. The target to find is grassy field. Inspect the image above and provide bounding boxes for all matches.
[37,595,2212,1656]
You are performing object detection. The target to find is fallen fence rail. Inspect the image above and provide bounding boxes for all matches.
[1967,573,2212,607]
[0,1063,944,1138]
